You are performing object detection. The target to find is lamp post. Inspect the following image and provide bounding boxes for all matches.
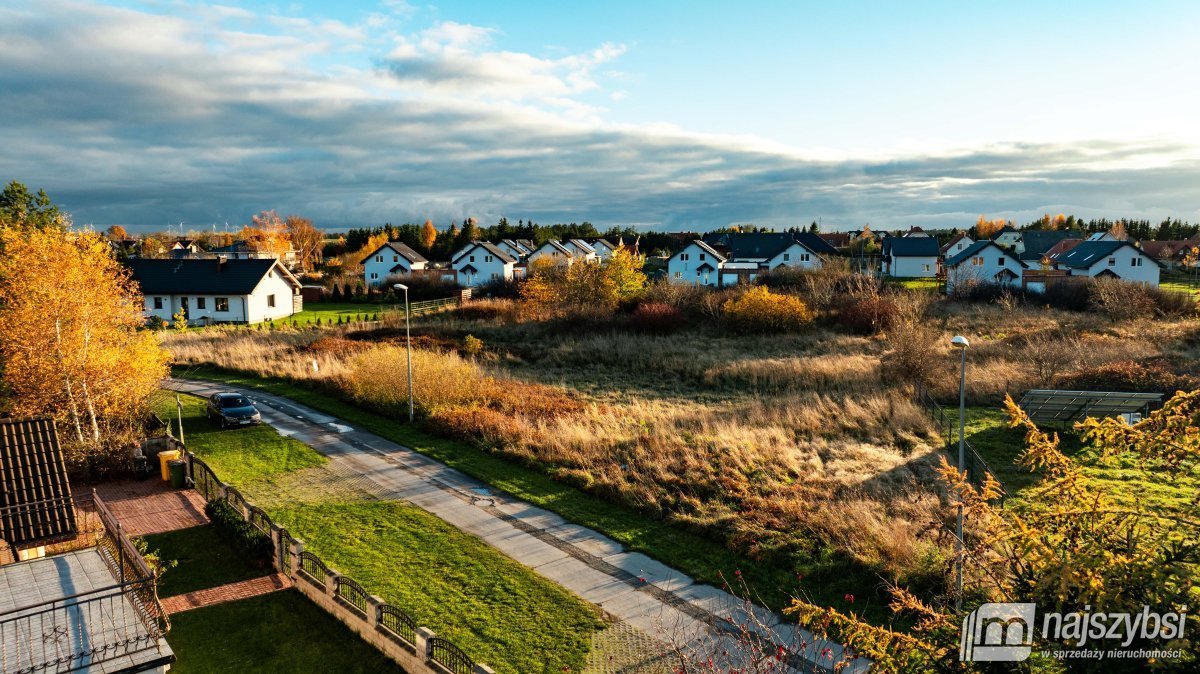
[951,334,970,612]
[393,283,414,423]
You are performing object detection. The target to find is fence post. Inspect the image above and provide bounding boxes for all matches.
[269,523,284,572]
[415,627,436,659]
[366,595,385,629]
[325,570,340,599]
[289,538,304,577]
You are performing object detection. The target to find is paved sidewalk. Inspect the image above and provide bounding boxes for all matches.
[167,378,869,673]
[160,573,293,615]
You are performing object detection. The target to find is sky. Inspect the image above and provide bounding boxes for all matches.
[2,0,1199,232]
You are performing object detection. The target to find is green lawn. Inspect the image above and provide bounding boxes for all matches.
[169,364,894,626]
[272,501,604,674]
[887,277,942,292]
[150,390,326,486]
[1160,272,1200,297]
[263,301,401,328]
[167,590,406,674]
[141,524,271,598]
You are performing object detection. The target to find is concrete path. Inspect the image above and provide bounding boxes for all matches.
[167,378,869,673]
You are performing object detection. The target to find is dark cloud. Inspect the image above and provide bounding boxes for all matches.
[1,1,1197,233]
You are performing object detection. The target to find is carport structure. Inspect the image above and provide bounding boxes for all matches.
[1018,390,1163,425]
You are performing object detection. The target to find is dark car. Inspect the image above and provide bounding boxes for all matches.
[205,392,262,429]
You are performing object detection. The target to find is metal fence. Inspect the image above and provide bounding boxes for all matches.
[182,449,486,671]
[914,385,1008,503]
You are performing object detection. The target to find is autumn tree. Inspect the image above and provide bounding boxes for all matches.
[1110,219,1128,241]
[420,219,438,252]
[104,224,128,240]
[284,214,323,272]
[0,227,168,468]
[972,215,1009,240]
[242,209,293,257]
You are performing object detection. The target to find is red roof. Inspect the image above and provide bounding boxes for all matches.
[1042,238,1083,260]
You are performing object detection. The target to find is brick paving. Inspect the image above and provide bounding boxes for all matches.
[90,479,208,536]
[160,573,293,615]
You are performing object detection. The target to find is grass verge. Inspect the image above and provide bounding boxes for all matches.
[166,590,406,674]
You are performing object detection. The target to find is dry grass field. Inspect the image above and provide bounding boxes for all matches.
[162,272,1200,623]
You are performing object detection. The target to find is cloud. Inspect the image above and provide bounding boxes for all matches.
[0,1,1197,233]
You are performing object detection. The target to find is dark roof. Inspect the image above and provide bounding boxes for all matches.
[701,232,829,260]
[360,242,428,265]
[0,417,76,549]
[882,236,940,257]
[945,240,1028,268]
[991,225,1019,238]
[1054,241,1128,269]
[125,258,298,294]
[794,232,840,256]
[1019,230,1085,259]
[674,239,727,262]
[590,238,616,250]
[567,239,596,254]
[940,232,972,254]
[534,240,574,257]
[459,264,478,275]
[210,241,253,254]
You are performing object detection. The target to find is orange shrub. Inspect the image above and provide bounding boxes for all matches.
[721,286,814,333]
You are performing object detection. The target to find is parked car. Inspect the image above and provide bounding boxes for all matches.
[205,392,262,428]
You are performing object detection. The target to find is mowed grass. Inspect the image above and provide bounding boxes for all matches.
[167,590,406,674]
[169,365,888,625]
[149,390,326,486]
[265,301,400,328]
[140,524,270,598]
[888,277,942,292]
[271,501,605,674]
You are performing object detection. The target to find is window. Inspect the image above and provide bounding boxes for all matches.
[153,297,163,310]
[485,255,493,263]
[973,257,983,266]
[923,264,931,272]
[267,294,276,308]
[800,253,810,262]
[673,271,682,278]
[491,273,499,280]
[196,297,206,310]
[469,255,475,263]
[216,297,229,312]
[997,257,1004,266]
[370,272,378,280]
[1131,257,1143,267]
[680,253,689,261]
[1108,257,1116,266]
[393,256,399,262]
[783,253,790,261]
[699,253,706,261]
[375,255,383,262]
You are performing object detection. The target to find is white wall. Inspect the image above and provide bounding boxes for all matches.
[246,271,300,323]
[495,241,528,261]
[562,242,596,262]
[143,294,247,325]
[945,246,1025,294]
[888,255,938,278]
[1080,247,1160,286]
[527,246,572,267]
[667,243,721,285]
[454,247,514,287]
[364,248,426,288]
[944,236,974,256]
[766,243,823,270]
[995,232,1023,252]
[592,242,615,261]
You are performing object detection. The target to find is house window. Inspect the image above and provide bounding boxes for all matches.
[268,294,276,308]
[973,257,983,266]
[800,253,810,262]
[699,253,706,261]
[153,297,163,310]
[1131,257,1143,267]
[680,253,689,261]
[1108,257,1116,266]
[370,272,378,280]
[216,297,229,312]
[393,256,399,262]
[491,273,499,280]
[673,271,682,279]
[783,253,790,261]
[197,297,206,310]
[486,255,493,263]
[997,257,1004,266]
[470,255,475,262]
[375,255,383,262]
[923,264,931,272]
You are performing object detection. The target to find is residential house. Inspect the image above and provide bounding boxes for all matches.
[527,240,576,267]
[940,232,975,257]
[944,240,1028,294]
[361,242,429,288]
[616,236,643,260]
[1018,230,1085,263]
[666,240,726,286]
[126,258,302,325]
[1042,238,1084,263]
[902,226,931,238]
[1141,240,1198,270]
[881,236,940,277]
[1087,231,1121,242]
[991,226,1023,251]
[496,239,533,261]
[590,238,618,261]
[0,417,76,563]
[818,232,851,249]
[562,239,598,262]
[169,239,201,258]
[452,241,516,287]
[1052,240,1161,286]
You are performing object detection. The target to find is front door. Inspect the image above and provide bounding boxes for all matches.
[180,296,189,319]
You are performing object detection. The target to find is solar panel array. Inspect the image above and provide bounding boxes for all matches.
[1018,389,1163,424]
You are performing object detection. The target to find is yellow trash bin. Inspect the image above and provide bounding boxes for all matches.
[158,449,182,481]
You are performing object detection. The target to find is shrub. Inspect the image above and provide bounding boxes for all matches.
[205,499,275,567]
[629,302,686,334]
[838,296,901,334]
[722,286,814,333]
[462,334,484,357]
[1059,358,1199,397]
[1089,278,1156,321]
[453,299,517,323]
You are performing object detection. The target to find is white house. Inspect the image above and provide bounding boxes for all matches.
[452,241,516,287]
[126,258,301,325]
[667,240,726,286]
[1053,240,1160,286]
[527,240,575,267]
[169,239,201,258]
[902,227,931,238]
[991,226,1023,252]
[562,239,597,262]
[940,232,974,257]
[496,239,532,261]
[881,236,940,277]
[944,241,1028,294]
[361,242,428,288]
[590,239,617,261]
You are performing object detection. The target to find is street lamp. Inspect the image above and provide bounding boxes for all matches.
[951,334,969,612]
[393,283,414,423]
